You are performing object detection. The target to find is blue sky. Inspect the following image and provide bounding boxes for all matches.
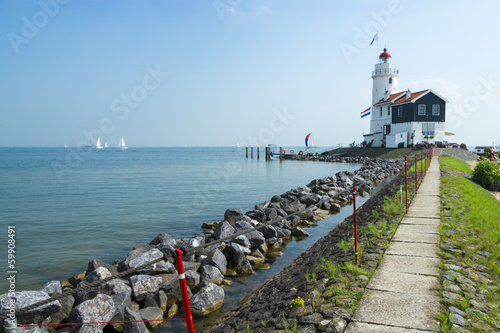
[1,0,499,148]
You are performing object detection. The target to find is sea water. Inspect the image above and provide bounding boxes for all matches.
[0,147,363,293]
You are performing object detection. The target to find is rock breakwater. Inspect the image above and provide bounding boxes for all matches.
[0,157,403,332]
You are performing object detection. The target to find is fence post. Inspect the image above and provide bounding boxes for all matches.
[353,186,358,265]
[415,154,418,194]
[420,152,423,183]
[405,156,408,214]
[175,249,195,333]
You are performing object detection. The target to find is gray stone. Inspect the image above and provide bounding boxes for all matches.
[68,294,114,333]
[231,234,251,248]
[185,270,200,290]
[39,280,62,296]
[190,283,225,317]
[301,313,323,325]
[86,259,119,277]
[108,291,132,331]
[214,221,236,240]
[235,259,254,275]
[234,221,265,249]
[282,200,307,214]
[129,274,162,302]
[451,313,466,326]
[200,265,224,285]
[203,249,227,275]
[264,208,278,221]
[123,308,149,333]
[224,208,244,225]
[292,227,310,237]
[0,291,62,325]
[227,242,251,255]
[449,306,465,316]
[149,232,174,245]
[138,306,164,329]
[44,294,75,328]
[127,248,175,274]
[144,290,168,312]
[261,225,278,238]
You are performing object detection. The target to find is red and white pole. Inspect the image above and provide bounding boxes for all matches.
[405,156,408,214]
[175,249,195,333]
[353,186,358,265]
[415,154,418,194]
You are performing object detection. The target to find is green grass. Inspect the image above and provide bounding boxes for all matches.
[441,176,500,268]
[439,156,473,174]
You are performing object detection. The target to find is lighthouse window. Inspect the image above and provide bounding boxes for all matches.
[387,106,390,116]
[380,108,382,116]
[418,104,426,115]
[397,106,403,117]
[432,104,440,115]
[389,78,392,84]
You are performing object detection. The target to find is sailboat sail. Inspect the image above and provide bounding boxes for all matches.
[118,136,128,149]
[305,133,317,148]
[96,137,103,149]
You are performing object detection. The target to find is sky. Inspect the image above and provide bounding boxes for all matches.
[1,0,499,148]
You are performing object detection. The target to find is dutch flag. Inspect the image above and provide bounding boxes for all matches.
[361,107,371,118]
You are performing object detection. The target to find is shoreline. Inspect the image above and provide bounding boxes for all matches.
[0,155,405,332]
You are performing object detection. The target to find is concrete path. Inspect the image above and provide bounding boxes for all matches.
[345,154,441,333]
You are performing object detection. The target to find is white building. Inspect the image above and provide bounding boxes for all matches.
[363,48,448,148]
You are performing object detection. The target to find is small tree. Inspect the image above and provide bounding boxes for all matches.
[460,143,467,150]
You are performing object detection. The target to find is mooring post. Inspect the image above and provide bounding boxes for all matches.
[251,146,253,158]
[405,156,408,214]
[4,319,17,333]
[279,147,283,161]
[353,185,358,265]
[257,146,260,159]
[245,147,248,158]
[175,249,195,333]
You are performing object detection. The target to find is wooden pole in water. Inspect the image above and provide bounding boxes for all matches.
[279,146,283,161]
[257,147,260,159]
[251,146,253,158]
[246,147,248,158]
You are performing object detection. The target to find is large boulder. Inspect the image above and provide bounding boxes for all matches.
[234,221,265,249]
[202,249,227,275]
[149,232,174,246]
[143,290,168,312]
[123,308,149,333]
[129,275,163,302]
[108,291,132,331]
[231,234,251,248]
[227,242,251,255]
[38,280,62,296]
[224,208,244,225]
[138,306,164,330]
[86,259,119,277]
[0,291,61,325]
[68,294,114,333]
[213,221,236,240]
[190,283,225,317]
[127,249,175,275]
[282,200,306,214]
[74,266,113,304]
[200,265,224,285]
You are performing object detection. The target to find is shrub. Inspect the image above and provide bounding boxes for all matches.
[472,159,500,190]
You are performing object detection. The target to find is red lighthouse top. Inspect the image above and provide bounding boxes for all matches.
[379,48,391,59]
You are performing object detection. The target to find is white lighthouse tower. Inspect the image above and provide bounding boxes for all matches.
[367,48,399,146]
[372,48,399,104]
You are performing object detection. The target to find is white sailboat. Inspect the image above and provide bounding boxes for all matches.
[104,142,108,148]
[96,137,103,149]
[305,133,318,149]
[118,136,128,149]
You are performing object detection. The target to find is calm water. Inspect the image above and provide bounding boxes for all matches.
[0,147,363,293]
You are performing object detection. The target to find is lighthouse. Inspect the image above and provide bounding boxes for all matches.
[371,48,399,104]
[363,48,448,148]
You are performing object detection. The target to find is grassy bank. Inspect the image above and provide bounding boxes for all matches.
[438,156,500,332]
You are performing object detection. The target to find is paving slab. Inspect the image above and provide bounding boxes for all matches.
[378,254,440,276]
[392,230,440,243]
[394,223,439,235]
[385,241,439,258]
[345,322,435,333]
[351,289,440,331]
[367,270,439,295]
[400,217,440,225]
